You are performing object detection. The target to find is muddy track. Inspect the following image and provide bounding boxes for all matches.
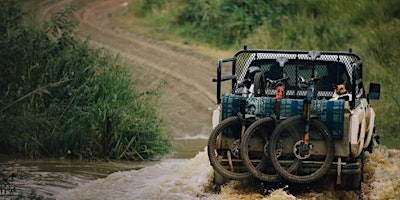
[32,0,220,138]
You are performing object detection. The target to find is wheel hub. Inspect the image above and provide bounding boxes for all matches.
[293,140,312,159]
[231,139,241,158]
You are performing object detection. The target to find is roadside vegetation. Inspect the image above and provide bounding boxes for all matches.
[120,0,400,149]
[0,1,171,160]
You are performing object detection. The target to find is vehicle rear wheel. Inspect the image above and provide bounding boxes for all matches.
[269,115,335,183]
[208,116,265,180]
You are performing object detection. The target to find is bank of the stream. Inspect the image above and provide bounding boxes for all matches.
[2,0,172,160]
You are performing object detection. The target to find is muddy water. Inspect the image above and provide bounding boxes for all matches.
[0,157,148,198]
[2,141,400,200]
[55,145,400,200]
[0,139,207,199]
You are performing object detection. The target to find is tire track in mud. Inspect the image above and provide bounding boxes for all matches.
[38,0,219,138]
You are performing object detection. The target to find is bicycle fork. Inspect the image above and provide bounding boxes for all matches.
[303,83,314,148]
[299,85,315,158]
[303,103,311,146]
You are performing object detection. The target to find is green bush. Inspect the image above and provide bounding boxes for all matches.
[174,0,290,47]
[0,1,171,160]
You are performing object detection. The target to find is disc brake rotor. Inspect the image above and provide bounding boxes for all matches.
[293,140,312,159]
[269,139,283,158]
[231,139,241,158]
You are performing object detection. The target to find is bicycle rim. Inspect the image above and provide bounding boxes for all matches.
[269,115,334,183]
[241,117,281,182]
[208,116,255,180]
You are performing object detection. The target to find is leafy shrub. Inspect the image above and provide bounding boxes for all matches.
[174,0,291,47]
[0,1,171,160]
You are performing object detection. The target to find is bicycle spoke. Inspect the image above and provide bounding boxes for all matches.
[269,116,334,183]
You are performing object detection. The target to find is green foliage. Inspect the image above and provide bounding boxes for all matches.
[0,1,171,160]
[130,0,170,17]
[174,0,290,47]
[127,0,399,148]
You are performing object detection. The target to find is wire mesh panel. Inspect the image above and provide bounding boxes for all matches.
[217,49,360,139]
[233,50,360,99]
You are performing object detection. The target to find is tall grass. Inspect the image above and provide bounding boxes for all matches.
[0,1,171,160]
[126,0,399,148]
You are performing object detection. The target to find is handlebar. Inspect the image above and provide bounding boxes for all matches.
[236,78,252,86]
[266,77,289,87]
[298,75,320,101]
[297,75,320,88]
[304,77,320,85]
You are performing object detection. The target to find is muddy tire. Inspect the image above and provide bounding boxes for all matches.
[269,115,335,184]
[208,116,263,180]
[241,117,281,182]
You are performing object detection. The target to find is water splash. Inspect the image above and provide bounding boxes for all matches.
[56,148,216,199]
[363,146,400,200]
[55,146,400,200]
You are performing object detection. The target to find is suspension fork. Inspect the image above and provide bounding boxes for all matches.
[304,102,311,145]
[303,83,314,147]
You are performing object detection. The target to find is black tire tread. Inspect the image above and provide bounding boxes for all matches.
[269,115,335,184]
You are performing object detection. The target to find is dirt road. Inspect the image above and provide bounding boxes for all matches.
[34,0,221,139]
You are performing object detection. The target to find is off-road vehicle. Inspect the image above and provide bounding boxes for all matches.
[208,47,380,192]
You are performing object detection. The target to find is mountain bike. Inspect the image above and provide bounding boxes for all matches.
[268,51,335,183]
[240,75,299,182]
[208,77,268,181]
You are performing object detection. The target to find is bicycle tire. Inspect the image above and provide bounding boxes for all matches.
[269,115,334,183]
[253,72,265,97]
[240,117,281,182]
[208,116,262,180]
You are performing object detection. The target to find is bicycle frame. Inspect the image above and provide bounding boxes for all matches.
[303,82,314,146]
[268,77,288,120]
[301,51,321,151]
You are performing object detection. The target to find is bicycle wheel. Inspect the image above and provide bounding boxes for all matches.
[208,116,260,180]
[253,72,265,97]
[269,115,334,183]
[240,117,281,182]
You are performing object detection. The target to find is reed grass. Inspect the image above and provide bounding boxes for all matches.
[0,1,171,160]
